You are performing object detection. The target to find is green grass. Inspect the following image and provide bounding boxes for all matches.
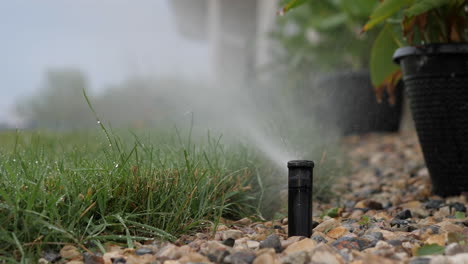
[0,128,260,261]
[0,125,345,262]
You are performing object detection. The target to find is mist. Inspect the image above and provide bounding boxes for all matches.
[3,1,353,215]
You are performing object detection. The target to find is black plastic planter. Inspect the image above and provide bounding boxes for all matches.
[394,44,468,196]
[313,70,403,135]
[288,160,314,237]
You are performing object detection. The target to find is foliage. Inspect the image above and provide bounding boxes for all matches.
[16,69,95,129]
[273,0,379,76]
[363,0,468,99]
[455,211,465,219]
[358,215,370,226]
[15,70,209,130]
[321,207,339,218]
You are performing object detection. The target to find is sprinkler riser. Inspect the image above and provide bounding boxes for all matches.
[288,160,314,237]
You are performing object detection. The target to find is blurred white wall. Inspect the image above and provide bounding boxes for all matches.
[171,0,279,84]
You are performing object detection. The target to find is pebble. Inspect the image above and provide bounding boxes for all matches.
[224,250,256,264]
[445,242,468,256]
[83,253,104,264]
[178,252,209,263]
[222,229,244,240]
[283,238,317,254]
[331,237,370,251]
[134,248,153,256]
[409,257,431,264]
[280,251,310,264]
[395,209,413,219]
[309,244,345,264]
[223,238,236,247]
[424,200,445,209]
[314,218,339,233]
[52,134,468,264]
[311,235,328,244]
[252,253,278,264]
[259,234,282,253]
[60,245,82,261]
[42,251,61,262]
[246,240,260,250]
[449,202,467,212]
[424,233,446,246]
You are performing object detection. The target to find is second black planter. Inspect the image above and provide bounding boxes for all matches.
[313,70,403,135]
[394,44,468,197]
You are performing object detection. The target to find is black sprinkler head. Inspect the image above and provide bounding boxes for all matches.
[288,160,314,237]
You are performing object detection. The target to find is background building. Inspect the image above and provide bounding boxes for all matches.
[170,0,279,84]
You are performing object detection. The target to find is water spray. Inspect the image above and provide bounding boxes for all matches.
[288,160,314,237]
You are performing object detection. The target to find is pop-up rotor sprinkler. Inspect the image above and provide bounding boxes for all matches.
[288,160,314,237]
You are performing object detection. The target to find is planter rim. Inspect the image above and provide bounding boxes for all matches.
[393,43,468,65]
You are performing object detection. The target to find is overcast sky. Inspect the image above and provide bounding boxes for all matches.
[0,0,210,123]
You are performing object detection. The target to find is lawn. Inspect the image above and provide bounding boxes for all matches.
[0,125,344,262]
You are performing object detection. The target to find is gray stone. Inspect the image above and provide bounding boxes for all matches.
[449,202,467,212]
[111,257,127,264]
[395,209,412,219]
[409,257,431,264]
[331,237,371,251]
[224,251,256,264]
[135,247,154,256]
[42,251,61,262]
[259,234,282,253]
[223,238,236,247]
[424,200,444,209]
[311,235,328,244]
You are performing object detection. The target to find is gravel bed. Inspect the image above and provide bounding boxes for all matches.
[42,133,468,264]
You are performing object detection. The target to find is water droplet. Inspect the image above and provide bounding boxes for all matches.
[35,160,39,164]
[97,120,101,124]
[115,164,119,168]
[12,159,16,162]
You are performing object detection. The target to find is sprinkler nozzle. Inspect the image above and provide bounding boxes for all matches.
[288,160,314,237]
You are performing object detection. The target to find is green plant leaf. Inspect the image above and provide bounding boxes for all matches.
[321,207,340,218]
[313,13,348,30]
[455,211,465,219]
[370,24,401,87]
[404,0,448,17]
[363,0,414,31]
[358,215,370,225]
[279,0,308,15]
[416,244,445,256]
